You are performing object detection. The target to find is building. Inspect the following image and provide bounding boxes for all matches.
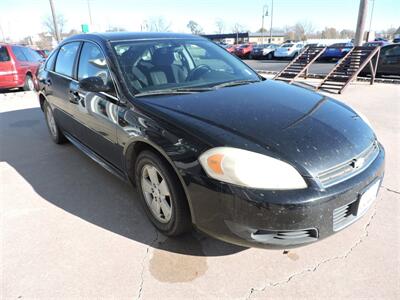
[248,31,285,44]
[201,33,249,44]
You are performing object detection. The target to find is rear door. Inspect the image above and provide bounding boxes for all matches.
[10,46,30,81]
[46,41,81,135]
[71,41,122,168]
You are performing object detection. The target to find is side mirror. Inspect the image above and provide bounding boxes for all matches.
[79,76,111,93]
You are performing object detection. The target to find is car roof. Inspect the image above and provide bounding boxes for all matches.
[63,32,203,44]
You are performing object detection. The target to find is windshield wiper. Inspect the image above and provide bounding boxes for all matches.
[211,79,260,89]
[135,86,214,97]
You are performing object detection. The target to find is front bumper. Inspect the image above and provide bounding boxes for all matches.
[187,146,385,248]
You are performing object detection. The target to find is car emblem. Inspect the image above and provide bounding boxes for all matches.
[351,157,365,169]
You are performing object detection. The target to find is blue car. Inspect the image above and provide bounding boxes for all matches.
[321,42,354,61]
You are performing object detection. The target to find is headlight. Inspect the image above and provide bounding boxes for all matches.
[199,147,307,190]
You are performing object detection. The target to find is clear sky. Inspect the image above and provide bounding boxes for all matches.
[0,0,398,40]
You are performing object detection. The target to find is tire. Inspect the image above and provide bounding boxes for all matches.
[23,74,35,91]
[43,101,67,144]
[267,52,273,60]
[135,150,191,236]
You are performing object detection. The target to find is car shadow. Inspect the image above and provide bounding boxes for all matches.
[1,107,246,257]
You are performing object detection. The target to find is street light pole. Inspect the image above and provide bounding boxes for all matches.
[262,5,267,43]
[354,0,369,46]
[269,0,274,43]
[49,0,61,42]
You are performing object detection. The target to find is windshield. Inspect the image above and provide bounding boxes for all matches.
[112,39,260,94]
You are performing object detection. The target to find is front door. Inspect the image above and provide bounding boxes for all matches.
[70,41,122,169]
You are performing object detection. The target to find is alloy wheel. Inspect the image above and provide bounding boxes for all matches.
[141,164,172,223]
[46,105,57,137]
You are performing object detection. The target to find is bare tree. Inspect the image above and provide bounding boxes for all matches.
[340,29,355,39]
[294,20,314,40]
[215,19,225,34]
[43,14,66,41]
[283,25,295,41]
[321,27,339,39]
[146,17,171,32]
[187,20,204,35]
[231,23,246,33]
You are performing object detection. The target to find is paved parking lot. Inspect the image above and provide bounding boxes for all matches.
[244,59,336,75]
[1,82,399,299]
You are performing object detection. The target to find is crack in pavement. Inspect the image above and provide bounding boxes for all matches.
[245,206,378,300]
[137,230,159,300]
[381,185,400,195]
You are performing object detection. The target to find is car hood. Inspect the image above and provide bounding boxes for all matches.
[141,80,375,177]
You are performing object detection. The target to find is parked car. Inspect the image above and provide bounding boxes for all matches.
[235,43,253,58]
[220,44,236,54]
[35,49,50,58]
[320,42,354,61]
[360,43,400,77]
[37,32,385,248]
[363,41,390,47]
[274,42,305,59]
[0,43,43,91]
[393,38,400,43]
[250,44,279,59]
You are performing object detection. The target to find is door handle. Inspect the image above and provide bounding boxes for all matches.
[69,90,81,104]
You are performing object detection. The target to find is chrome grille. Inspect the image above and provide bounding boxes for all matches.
[318,141,379,188]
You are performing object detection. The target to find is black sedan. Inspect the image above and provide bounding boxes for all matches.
[37,32,384,248]
[361,43,400,77]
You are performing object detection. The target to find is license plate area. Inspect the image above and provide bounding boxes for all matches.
[357,179,381,216]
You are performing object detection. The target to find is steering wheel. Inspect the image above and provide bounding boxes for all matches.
[186,64,212,81]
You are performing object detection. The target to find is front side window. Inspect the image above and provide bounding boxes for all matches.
[78,42,112,87]
[11,46,28,62]
[55,42,80,77]
[112,39,259,94]
[0,45,10,62]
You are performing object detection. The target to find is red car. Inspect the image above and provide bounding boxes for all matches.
[224,44,237,54]
[235,44,254,58]
[0,43,43,91]
[35,49,50,58]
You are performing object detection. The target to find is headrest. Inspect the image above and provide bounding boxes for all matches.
[152,47,175,66]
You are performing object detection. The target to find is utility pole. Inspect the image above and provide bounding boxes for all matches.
[367,0,375,41]
[354,0,369,46]
[269,0,274,43]
[0,23,5,42]
[87,0,93,29]
[49,0,61,42]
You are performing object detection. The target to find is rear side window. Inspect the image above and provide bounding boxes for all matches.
[55,42,80,77]
[45,50,57,71]
[11,46,28,61]
[0,46,10,62]
[22,47,43,62]
[385,45,400,56]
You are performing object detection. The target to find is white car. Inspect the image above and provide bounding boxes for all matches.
[274,42,305,59]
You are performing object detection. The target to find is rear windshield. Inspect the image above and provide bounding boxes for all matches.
[0,46,10,62]
[365,42,381,47]
[282,44,293,48]
[330,43,349,47]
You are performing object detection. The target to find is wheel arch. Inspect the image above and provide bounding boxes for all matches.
[125,139,196,223]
